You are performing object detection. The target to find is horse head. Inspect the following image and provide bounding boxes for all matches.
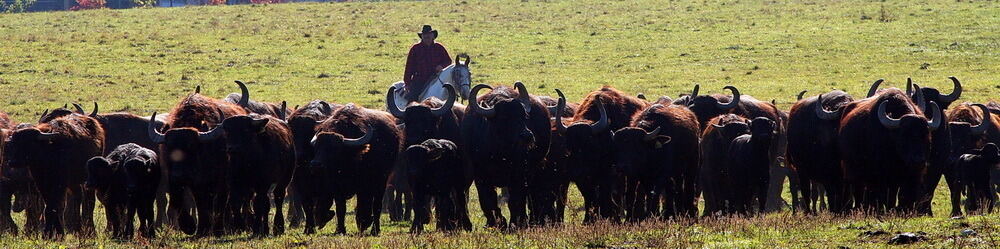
[449,54,473,100]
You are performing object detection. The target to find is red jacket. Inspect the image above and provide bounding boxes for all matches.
[403,42,452,94]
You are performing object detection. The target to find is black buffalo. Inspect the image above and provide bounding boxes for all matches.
[612,102,700,219]
[460,82,551,229]
[786,90,854,213]
[952,143,1000,215]
[310,104,402,236]
[86,143,159,239]
[287,100,341,234]
[385,84,464,222]
[405,139,473,233]
[220,114,295,237]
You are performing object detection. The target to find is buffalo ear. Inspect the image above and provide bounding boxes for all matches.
[252,119,270,133]
[653,135,672,149]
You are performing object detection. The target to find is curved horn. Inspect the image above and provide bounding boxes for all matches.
[514,81,532,114]
[797,90,807,101]
[319,101,332,113]
[555,89,568,133]
[38,109,49,123]
[590,98,609,134]
[73,103,85,115]
[197,126,225,142]
[716,86,741,110]
[877,100,902,129]
[235,80,250,107]
[815,94,841,121]
[385,86,406,119]
[643,126,662,142]
[90,102,98,117]
[148,112,166,144]
[939,76,962,103]
[971,104,991,135]
[468,84,495,118]
[927,101,942,131]
[343,125,374,146]
[866,79,885,98]
[906,78,913,96]
[691,84,700,98]
[912,84,926,112]
[278,101,287,120]
[432,84,457,117]
[636,93,647,100]
[195,85,201,94]
[36,131,57,142]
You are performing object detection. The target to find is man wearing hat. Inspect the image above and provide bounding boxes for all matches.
[402,25,453,102]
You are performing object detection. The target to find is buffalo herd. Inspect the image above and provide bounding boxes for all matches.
[1,74,999,240]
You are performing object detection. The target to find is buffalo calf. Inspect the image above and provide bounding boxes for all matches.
[86,143,160,239]
[405,139,473,233]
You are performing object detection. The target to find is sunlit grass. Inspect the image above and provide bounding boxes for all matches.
[0,0,999,248]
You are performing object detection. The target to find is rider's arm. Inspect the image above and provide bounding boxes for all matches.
[403,45,418,85]
[435,43,452,71]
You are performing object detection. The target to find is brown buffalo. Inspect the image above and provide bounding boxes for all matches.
[148,90,248,236]
[309,104,402,236]
[5,114,104,239]
[699,114,750,215]
[838,88,940,213]
[612,103,700,219]
[226,81,293,119]
[944,103,997,216]
[554,86,645,223]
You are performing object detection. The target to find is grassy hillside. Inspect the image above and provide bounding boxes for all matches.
[1,0,999,248]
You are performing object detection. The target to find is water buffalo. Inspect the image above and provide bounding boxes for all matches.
[612,102,700,219]
[699,114,750,216]
[220,113,295,237]
[5,114,104,239]
[405,139,473,233]
[786,90,855,213]
[953,143,1000,215]
[71,103,172,229]
[148,90,248,236]
[460,82,551,229]
[287,100,341,233]
[838,88,940,213]
[682,85,789,211]
[554,86,645,223]
[227,81,293,119]
[85,143,160,239]
[944,103,996,216]
[727,117,776,214]
[0,121,44,236]
[903,77,962,216]
[310,104,402,236]
[385,84,465,222]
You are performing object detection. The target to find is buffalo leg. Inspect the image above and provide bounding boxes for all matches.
[456,188,473,231]
[169,185,196,235]
[476,183,505,229]
[945,169,963,217]
[334,197,347,235]
[272,185,287,236]
[410,192,430,234]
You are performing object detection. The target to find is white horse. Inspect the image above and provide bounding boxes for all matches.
[389,54,472,109]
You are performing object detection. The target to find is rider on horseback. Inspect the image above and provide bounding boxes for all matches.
[402,25,453,102]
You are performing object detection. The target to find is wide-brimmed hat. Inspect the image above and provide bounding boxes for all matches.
[417,25,438,38]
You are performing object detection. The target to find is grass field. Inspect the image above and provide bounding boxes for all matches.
[1,0,1000,248]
